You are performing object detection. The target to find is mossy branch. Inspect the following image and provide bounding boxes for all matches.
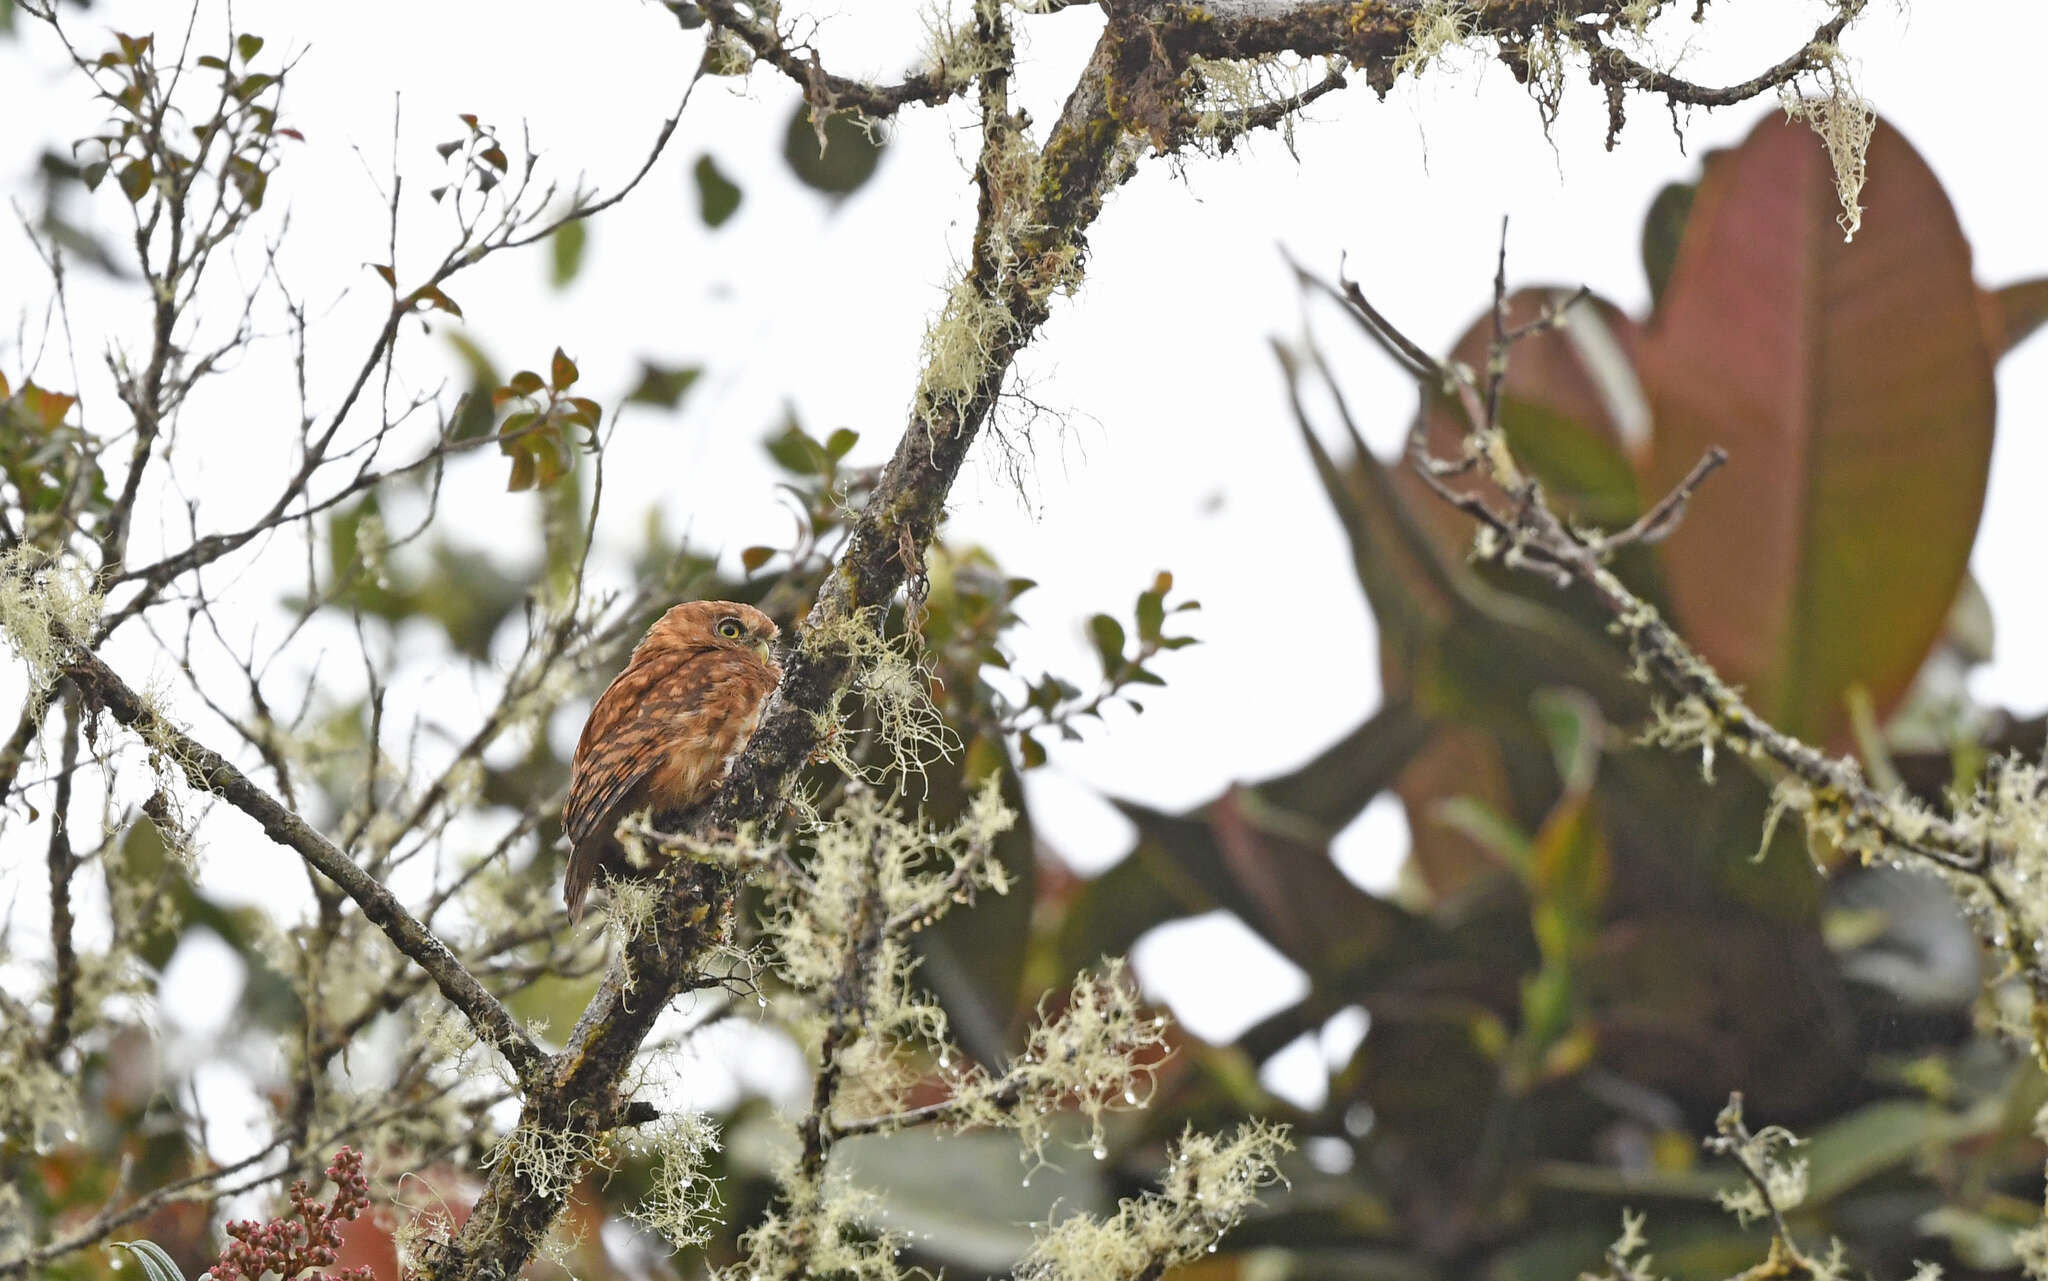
[59,648,547,1087]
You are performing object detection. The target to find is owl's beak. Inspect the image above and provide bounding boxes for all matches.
[753,638,776,666]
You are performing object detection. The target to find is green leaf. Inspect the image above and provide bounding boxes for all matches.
[117,158,153,203]
[1639,179,1696,306]
[1135,584,1165,643]
[824,427,858,460]
[624,361,701,410]
[505,450,537,491]
[693,154,742,227]
[1431,796,1531,872]
[1529,687,1602,797]
[109,1240,187,1281]
[1639,114,1995,745]
[548,220,587,289]
[765,422,829,475]
[234,33,264,62]
[549,347,578,391]
[506,370,544,397]
[1087,614,1125,676]
[740,545,775,574]
[783,106,885,197]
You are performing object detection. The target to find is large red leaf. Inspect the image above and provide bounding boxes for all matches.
[1638,115,1995,745]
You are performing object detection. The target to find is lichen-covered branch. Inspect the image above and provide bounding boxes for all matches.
[1309,237,2048,1053]
[701,0,968,118]
[59,649,547,1086]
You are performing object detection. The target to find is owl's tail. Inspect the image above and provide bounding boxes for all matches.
[564,840,599,922]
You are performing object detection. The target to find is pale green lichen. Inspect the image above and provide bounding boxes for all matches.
[2019,1104,2048,1280]
[726,1161,907,1281]
[765,782,1017,1120]
[945,958,1170,1164]
[918,1,1008,93]
[1778,44,1875,241]
[480,1119,612,1201]
[0,546,102,699]
[1013,1122,1291,1281]
[1592,1208,1660,1281]
[1522,24,1569,130]
[0,1183,27,1268]
[1393,1,1477,81]
[0,1022,86,1156]
[1185,53,1326,156]
[704,28,755,77]
[807,611,958,785]
[909,109,1071,442]
[915,272,1024,436]
[603,875,663,954]
[1709,1097,1808,1227]
[1617,0,1662,32]
[1638,694,1724,783]
[632,1112,725,1251]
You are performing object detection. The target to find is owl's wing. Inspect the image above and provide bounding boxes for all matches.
[564,649,681,851]
[564,653,676,920]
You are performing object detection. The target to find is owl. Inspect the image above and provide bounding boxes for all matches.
[563,600,782,919]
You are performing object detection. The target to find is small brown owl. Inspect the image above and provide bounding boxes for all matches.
[563,600,781,919]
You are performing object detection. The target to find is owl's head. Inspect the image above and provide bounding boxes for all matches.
[648,599,780,666]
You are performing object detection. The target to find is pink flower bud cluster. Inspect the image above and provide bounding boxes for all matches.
[204,1148,375,1281]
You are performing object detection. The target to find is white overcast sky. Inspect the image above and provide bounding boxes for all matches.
[3,0,2046,1100]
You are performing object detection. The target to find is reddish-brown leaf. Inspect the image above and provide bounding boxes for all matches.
[1637,115,1995,745]
[549,347,578,391]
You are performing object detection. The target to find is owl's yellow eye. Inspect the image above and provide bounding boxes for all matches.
[717,618,745,640]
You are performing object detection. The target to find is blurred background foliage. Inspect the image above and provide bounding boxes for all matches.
[9,21,2048,1278]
